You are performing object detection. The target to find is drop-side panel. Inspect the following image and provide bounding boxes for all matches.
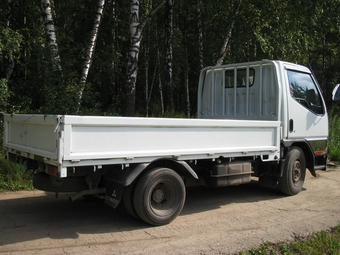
[3,114,60,163]
[62,116,280,166]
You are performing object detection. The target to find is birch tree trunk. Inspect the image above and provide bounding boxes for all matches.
[124,0,166,116]
[5,0,14,81]
[196,0,204,71]
[108,0,116,99]
[180,19,191,118]
[156,28,164,116]
[165,0,174,113]
[215,0,242,66]
[76,0,105,113]
[144,28,150,116]
[146,59,157,117]
[124,0,141,116]
[41,0,62,73]
[158,50,165,116]
[184,44,190,118]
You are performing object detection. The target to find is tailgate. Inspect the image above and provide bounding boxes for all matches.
[3,114,61,165]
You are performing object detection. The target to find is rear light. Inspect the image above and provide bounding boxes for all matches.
[46,164,58,177]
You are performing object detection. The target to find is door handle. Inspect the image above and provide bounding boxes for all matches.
[289,119,294,133]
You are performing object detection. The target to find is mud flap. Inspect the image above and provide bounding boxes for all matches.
[308,168,317,177]
[105,180,123,209]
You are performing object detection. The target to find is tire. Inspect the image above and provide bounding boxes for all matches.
[33,172,88,192]
[133,167,186,226]
[279,147,306,195]
[122,182,139,219]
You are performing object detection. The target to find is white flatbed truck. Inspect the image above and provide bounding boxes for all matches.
[3,60,330,225]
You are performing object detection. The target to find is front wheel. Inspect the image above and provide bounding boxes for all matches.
[133,167,186,225]
[279,147,306,195]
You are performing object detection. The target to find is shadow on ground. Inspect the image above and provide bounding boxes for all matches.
[0,180,289,246]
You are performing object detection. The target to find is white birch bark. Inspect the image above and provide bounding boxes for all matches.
[215,0,242,66]
[41,0,62,72]
[76,0,105,113]
[165,0,174,113]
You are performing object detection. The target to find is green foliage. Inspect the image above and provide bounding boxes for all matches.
[236,226,340,255]
[0,157,34,191]
[0,78,10,111]
[328,112,340,161]
[0,26,23,61]
[0,0,340,116]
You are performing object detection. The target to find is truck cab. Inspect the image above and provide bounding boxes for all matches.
[197,60,328,172]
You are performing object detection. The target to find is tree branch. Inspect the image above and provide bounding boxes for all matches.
[215,0,242,66]
[140,0,167,31]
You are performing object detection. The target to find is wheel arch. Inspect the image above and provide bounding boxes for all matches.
[120,158,198,187]
[281,140,315,177]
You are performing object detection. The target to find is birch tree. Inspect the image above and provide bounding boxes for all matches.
[156,28,165,116]
[124,0,166,116]
[196,0,204,70]
[215,0,242,66]
[76,0,106,113]
[108,0,116,95]
[184,44,190,117]
[158,49,165,116]
[41,0,62,73]
[165,0,174,113]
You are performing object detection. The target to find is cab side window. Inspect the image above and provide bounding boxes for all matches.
[287,70,324,115]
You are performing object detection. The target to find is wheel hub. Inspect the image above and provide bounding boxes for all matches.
[152,189,165,203]
[292,161,301,183]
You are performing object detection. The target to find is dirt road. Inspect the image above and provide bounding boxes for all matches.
[0,168,339,255]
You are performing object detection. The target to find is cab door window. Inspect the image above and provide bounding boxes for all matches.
[287,70,324,115]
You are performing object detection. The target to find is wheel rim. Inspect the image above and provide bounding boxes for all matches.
[292,160,301,183]
[150,180,179,217]
[134,168,186,225]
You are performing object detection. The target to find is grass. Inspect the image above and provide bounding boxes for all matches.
[236,226,340,255]
[329,113,340,161]
[0,156,34,191]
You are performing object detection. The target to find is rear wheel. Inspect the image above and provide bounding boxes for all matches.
[122,182,139,219]
[279,147,306,195]
[133,167,186,225]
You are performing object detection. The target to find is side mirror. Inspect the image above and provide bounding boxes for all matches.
[332,84,340,101]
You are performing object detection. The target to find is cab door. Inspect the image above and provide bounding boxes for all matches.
[285,67,328,140]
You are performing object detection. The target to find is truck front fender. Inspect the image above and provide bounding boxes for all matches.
[281,139,316,177]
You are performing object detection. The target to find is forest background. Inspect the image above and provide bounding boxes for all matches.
[1,0,340,118]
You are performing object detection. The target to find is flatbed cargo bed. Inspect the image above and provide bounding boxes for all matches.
[3,114,280,177]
